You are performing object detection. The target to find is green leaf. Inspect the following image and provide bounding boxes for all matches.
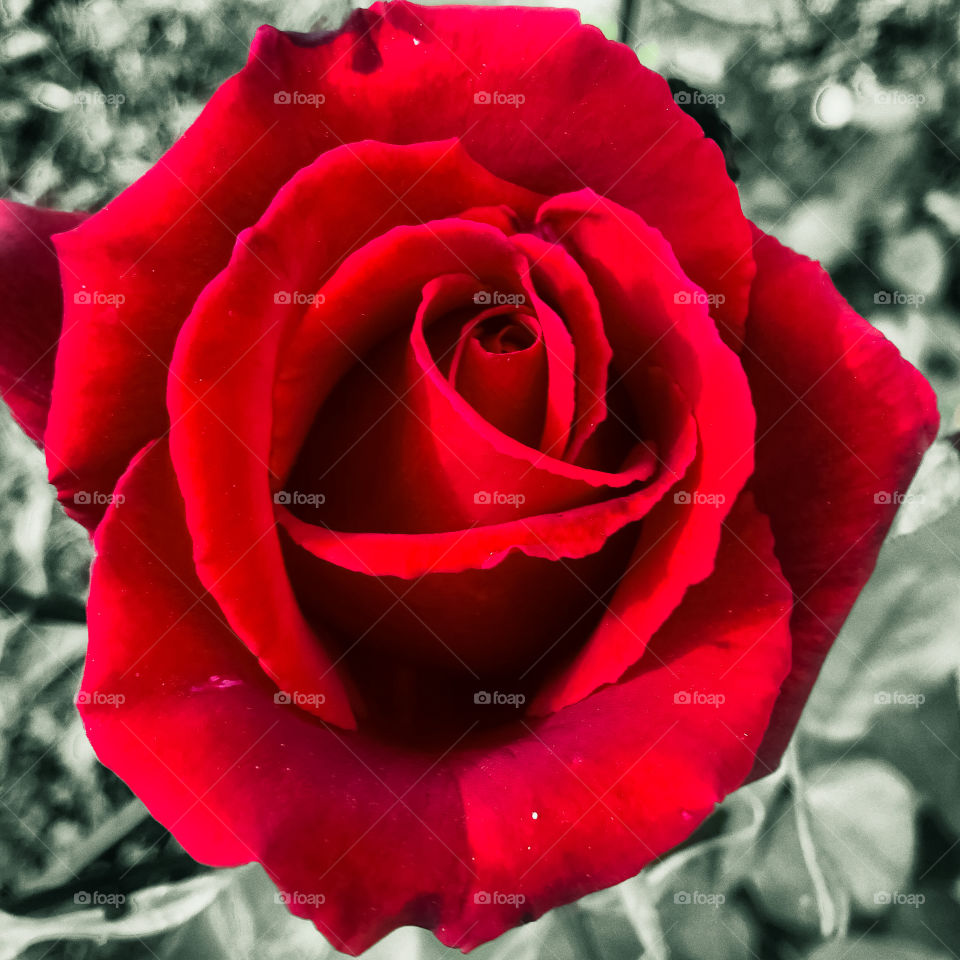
[890,441,960,538]
[156,865,335,960]
[805,760,918,916]
[743,786,850,937]
[800,506,960,834]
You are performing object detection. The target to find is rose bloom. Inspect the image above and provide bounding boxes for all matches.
[0,2,938,953]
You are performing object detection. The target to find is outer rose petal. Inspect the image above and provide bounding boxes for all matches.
[49,136,540,529]
[743,227,939,776]
[449,491,792,947]
[80,440,472,953]
[0,201,85,444]
[81,436,792,954]
[44,1,752,524]
[165,141,539,726]
[166,225,355,729]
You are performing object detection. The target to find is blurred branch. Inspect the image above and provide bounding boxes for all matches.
[618,0,637,44]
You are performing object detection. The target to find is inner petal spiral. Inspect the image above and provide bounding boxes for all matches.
[448,313,548,449]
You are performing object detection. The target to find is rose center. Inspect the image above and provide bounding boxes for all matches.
[472,316,537,354]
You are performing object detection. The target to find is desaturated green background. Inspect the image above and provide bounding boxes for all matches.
[1,0,959,957]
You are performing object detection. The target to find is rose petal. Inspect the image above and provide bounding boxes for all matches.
[448,310,550,449]
[415,271,558,453]
[528,190,755,714]
[0,201,85,445]
[48,137,540,527]
[280,520,637,700]
[80,439,473,953]
[277,197,722,691]
[81,443,791,953]
[167,227,355,729]
[278,219,667,542]
[741,227,939,775]
[165,141,544,728]
[277,193,719,577]
[445,491,792,948]
[46,0,753,524]
[509,232,613,462]
[267,2,756,341]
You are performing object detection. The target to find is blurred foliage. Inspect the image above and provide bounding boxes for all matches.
[0,0,333,211]
[1,0,959,957]
[629,0,960,428]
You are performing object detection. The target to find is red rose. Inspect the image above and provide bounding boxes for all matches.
[0,3,937,953]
